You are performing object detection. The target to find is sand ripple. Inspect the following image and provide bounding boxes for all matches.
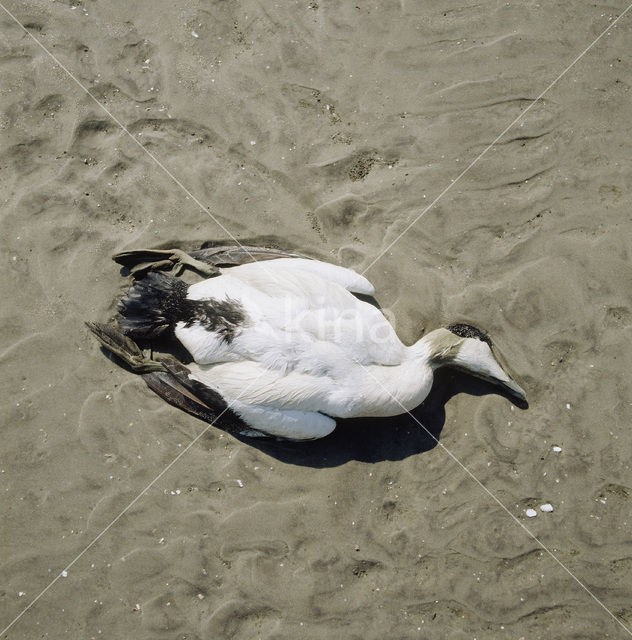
[2,0,632,638]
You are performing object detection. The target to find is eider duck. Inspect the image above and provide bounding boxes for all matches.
[87,245,526,441]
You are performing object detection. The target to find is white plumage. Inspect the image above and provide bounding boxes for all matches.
[175,258,427,439]
[105,249,526,441]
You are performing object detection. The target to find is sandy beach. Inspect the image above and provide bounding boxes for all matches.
[2,0,632,637]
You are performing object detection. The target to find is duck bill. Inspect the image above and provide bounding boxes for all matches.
[478,347,526,402]
[490,376,527,402]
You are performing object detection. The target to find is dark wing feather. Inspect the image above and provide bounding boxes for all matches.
[190,245,309,267]
[144,356,248,435]
[86,321,248,435]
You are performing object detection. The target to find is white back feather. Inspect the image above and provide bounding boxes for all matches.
[175,258,403,368]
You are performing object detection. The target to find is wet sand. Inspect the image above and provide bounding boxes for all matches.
[2,1,632,638]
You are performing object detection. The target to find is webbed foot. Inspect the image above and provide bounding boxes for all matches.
[86,321,166,373]
[112,248,220,278]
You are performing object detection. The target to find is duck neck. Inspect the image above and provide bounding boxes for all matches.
[353,331,461,417]
[363,352,433,416]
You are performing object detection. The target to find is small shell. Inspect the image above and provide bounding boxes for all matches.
[525,509,537,518]
[540,503,554,512]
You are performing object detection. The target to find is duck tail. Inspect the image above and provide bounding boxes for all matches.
[117,272,188,339]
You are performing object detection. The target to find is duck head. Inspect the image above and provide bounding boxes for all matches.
[421,323,526,402]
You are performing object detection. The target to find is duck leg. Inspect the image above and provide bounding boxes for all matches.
[112,248,220,278]
[113,245,311,278]
[85,321,165,373]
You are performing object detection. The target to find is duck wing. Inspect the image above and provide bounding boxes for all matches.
[197,246,375,295]
[219,257,374,295]
[113,247,398,369]
[179,262,403,368]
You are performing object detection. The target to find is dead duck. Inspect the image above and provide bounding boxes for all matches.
[87,245,526,441]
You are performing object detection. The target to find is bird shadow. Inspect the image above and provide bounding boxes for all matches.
[229,369,528,468]
[98,241,529,468]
